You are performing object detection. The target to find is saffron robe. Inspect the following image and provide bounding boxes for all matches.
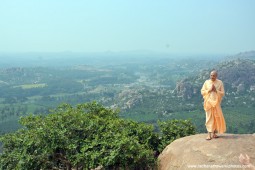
[201,79,226,133]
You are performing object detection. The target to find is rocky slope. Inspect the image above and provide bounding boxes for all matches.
[158,133,255,170]
[175,58,255,99]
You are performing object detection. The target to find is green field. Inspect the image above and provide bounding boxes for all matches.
[13,83,47,89]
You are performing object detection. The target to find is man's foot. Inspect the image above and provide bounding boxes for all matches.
[213,134,219,138]
[206,136,212,140]
[206,133,212,140]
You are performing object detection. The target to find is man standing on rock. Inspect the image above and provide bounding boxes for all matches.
[201,70,226,140]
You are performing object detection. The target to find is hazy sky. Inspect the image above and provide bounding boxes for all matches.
[0,0,254,55]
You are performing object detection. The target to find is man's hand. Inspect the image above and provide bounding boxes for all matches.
[209,85,216,92]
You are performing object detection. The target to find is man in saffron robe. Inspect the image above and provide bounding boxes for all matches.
[201,70,226,140]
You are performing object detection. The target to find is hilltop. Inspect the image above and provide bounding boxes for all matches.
[225,50,255,60]
[158,133,255,170]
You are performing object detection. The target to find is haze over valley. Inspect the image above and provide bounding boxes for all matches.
[0,51,254,135]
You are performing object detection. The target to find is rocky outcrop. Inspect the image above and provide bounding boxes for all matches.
[196,59,255,93]
[158,133,255,170]
[174,79,196,99]
[176,58,255,100]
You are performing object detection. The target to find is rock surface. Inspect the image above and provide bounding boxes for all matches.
[158,133,255,170]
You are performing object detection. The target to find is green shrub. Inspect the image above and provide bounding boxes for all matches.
[158,119,196,152]
[0,102,196,169]
[0,102,157,169]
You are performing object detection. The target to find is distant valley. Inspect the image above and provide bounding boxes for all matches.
[0,51,254,134]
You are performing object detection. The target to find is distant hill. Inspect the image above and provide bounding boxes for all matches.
[175,57,255,98]
[225,50,255,60]
[201,59,255,93]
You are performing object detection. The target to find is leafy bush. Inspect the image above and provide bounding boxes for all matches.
[0,102,157,169]
[0,102,196,169]
[158,119,196,152]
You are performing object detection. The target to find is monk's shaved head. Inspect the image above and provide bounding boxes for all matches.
[211,70,218,75]
[210,70,218,81]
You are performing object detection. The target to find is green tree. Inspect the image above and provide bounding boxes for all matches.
[0,102,196,169]
[0,102,157,170]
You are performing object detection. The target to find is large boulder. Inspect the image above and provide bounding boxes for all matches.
[158,133,255,170]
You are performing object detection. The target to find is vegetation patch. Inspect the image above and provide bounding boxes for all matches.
[13,83,47,89]
[0,102,196,169]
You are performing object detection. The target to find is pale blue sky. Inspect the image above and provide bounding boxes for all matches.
[0,0,254,55]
